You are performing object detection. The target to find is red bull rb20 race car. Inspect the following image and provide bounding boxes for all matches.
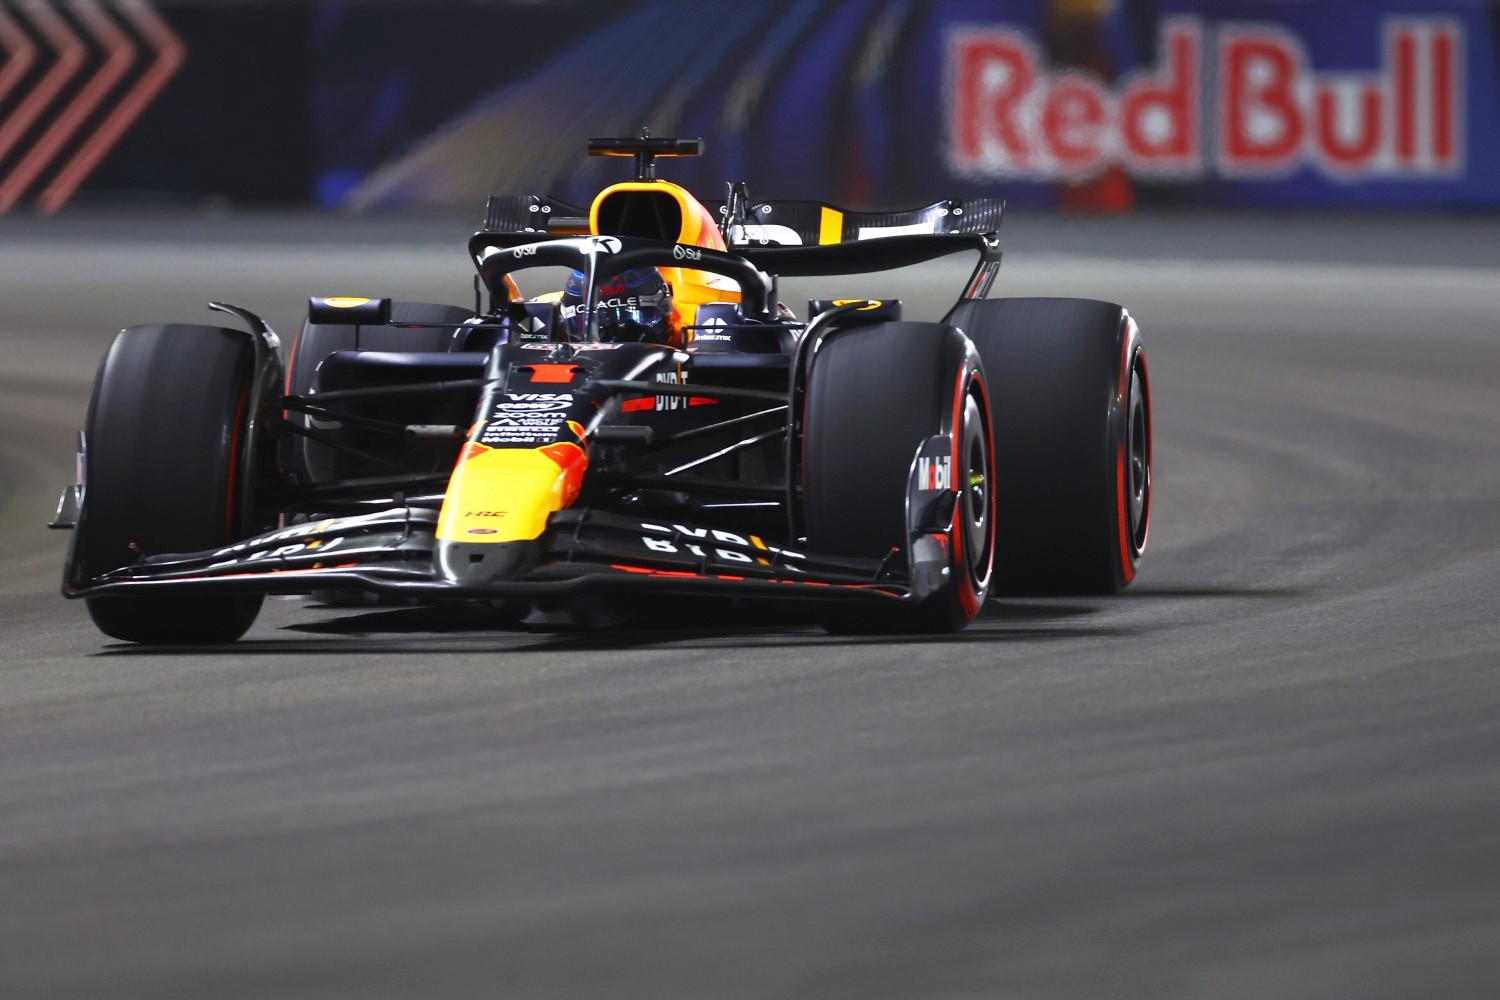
[51,135,1151,643]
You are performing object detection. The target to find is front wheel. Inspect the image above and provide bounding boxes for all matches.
[801,321,996,633]
[78,324,265,643]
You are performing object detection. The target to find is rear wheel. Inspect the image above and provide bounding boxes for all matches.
[80,325,266,643]
[802,321,995,632]
[949,297,1150,593]
[284,299,472,398]
[285,300,472,481]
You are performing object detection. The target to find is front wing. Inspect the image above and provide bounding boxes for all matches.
[65,507,921,605]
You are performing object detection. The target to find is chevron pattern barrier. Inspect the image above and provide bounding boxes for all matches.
[0,0,183,214]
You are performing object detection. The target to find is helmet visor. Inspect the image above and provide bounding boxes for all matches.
[595,304,668,342]
[561,267,672,343]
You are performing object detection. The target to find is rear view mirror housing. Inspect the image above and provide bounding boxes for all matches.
[307,296,392,325]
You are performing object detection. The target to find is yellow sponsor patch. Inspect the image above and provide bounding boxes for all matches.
[323,296,371,309]
[831,299,884,311]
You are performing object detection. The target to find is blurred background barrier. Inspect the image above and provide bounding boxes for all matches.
[1,0,1498,215]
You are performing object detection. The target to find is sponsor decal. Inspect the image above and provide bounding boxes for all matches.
[484,433,560,443]
[946,17,1463,182]
[918,454,952,491]
[490,415,567,426]
[640,537,754,562]
[521,341,622,351]
[586,236,623,254]
[689,316,732,347]
[831,299,884,311]
[515,315,549,338]
[654,370,685,411]
[511,244,538,258]
[491,393,572,423]
[323,296,371,308]
[672,244,703,261]
[499,400,569,412]
[561,296,652,320]
[467,527,498,535]
[735,223,802,245]
[480,421,566,445]
[477,403,589,447]
[213,518,334,557]
[638,522,806,569]
[206,535,345,570]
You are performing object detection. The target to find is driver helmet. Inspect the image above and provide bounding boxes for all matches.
[560,267,675,344]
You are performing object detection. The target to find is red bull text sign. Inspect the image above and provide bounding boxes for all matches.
[947,18,1462,182]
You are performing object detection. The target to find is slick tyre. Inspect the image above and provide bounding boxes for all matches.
[949,297,1151,594]
[802,321,995,633]
[285,300,472,481]
[80,325,266,643]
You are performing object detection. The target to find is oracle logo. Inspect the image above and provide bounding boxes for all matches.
[946,17,1463,183]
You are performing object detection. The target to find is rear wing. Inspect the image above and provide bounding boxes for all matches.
[477,193,1004,302]
[482,193,1005,246]
[710,198,1004,247]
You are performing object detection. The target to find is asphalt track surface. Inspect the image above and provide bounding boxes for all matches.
[2,213,1499,999]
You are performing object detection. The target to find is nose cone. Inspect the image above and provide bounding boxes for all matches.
[435,540,538,587]
[436,443,587,543]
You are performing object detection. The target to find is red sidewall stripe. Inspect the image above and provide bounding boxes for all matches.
[1114,315,1149,583]
[951,365,993,621]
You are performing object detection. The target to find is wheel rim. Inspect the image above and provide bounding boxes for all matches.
[1126,364,1150,549]
[960,390,993,587]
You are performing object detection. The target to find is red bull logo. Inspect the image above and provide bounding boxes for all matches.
[947,17,1462,182]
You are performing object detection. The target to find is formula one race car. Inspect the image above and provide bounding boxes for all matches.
[50,134,1151,643]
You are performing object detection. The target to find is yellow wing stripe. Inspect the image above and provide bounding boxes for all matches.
[818,206,844,245]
